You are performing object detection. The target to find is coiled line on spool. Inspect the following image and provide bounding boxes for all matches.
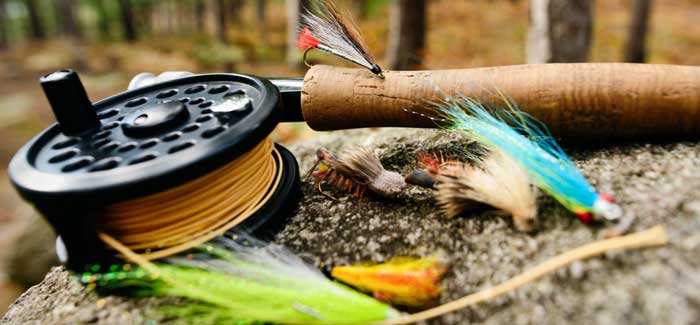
[97,138,282,260]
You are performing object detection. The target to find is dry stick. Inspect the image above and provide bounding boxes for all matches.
[363,225,668,325]
[301,64,700,140]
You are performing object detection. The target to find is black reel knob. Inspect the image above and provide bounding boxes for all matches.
[40,69,101,135]
[9,70,301,269]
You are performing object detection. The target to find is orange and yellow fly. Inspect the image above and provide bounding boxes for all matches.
[330,256,448,309]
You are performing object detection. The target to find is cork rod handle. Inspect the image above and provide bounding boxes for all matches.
[300,64,700,139]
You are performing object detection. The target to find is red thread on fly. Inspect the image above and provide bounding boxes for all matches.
[297,27,320,50]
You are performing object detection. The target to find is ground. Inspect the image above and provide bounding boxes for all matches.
[2,128,699,324]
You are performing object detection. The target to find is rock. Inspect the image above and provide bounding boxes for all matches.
[3,128,700,324]
[1,266,166,324]
[3,211,58,287]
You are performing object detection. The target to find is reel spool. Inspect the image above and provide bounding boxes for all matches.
[9,69,301,270]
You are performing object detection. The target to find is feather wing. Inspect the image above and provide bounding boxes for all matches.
[435,95,600,219]
[87,235,397,324]
[435,150,537,231]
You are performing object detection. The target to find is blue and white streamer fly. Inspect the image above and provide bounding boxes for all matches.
[433,95,622,223]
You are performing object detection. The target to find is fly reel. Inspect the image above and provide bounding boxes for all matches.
[9,69,301,270]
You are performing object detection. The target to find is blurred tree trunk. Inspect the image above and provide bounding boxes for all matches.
[56,0,86,70]
[0,0,8,48]
[118,0,137,42]
[624,0,652,63]
[256,0,267,43]
[164,1,174,34]
[256,0,266,24]
[24,0,46,40]
[136,0,153,36]
[195,0,206,31]
[385,0,426,70]
[527,0,592,63]
[228,0,243,23]
[56,0,82,40]
[216,0,228,44]
[215,0,236,72]
[176,0,188,32]
[170,1,178,33]
[285,0,309,67]
[94,0,111,40]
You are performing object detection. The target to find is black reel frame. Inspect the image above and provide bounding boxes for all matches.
[9,70,302,270]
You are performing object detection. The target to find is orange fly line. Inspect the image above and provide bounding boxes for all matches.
[97,138,283,260]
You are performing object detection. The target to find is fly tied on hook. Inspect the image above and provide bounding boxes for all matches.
[297,0,384,78]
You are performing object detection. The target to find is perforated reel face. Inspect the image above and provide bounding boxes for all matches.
[10,73,281,204]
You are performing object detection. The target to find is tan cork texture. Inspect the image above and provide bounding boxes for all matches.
[301,64,700,140]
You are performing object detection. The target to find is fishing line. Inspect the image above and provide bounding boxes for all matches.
[98,138,283,260]
[101,223,668,325]
[365,225,668,325]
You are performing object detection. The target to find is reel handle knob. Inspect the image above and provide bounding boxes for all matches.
[40,69,100,135]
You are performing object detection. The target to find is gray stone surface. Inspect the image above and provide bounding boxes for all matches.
[3,128,700,324]
[3,212,57,287]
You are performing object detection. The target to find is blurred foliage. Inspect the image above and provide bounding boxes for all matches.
[193,41,244,69]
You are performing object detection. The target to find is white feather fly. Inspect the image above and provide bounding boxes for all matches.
[297,0,384,77]
[434,150,538,232]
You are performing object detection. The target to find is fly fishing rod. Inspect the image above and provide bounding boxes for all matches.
[10,62,699,269]
[298,63,700,140]
[10,0,700,272]
[293,0,700,140]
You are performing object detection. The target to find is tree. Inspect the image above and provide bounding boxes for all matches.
[24,0,46,40]
[256,0,266,25]
[624,0,652,63]
[285,0,310,66]
[92,0,112,41]
[256,0,267,42]
[216,0,228,44]
[0,0,8,48]
[526,0,592,63]
[135,0,154,36]
[118,0,136,42]
[385,0,426,70]
[228,0,244,23]
[195,0,205,31]
[55,0,82,39]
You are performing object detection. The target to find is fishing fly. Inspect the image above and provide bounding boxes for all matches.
[89,235,399,324]
[433,95,623,224]
[307,147,406,198]
[406,150,538,232]
[298,0,384,78]
[322,256,448,309]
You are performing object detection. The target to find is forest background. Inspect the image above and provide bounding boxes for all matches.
[0,0,698,314]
